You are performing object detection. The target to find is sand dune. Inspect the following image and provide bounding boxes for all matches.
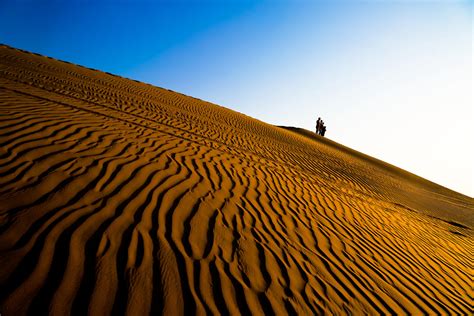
[0,44,472,315]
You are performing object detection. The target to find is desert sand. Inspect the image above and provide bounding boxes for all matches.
[0,44,472,315]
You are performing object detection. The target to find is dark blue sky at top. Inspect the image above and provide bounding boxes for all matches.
[0,0,259,74]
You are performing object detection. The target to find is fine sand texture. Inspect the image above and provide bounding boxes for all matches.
[0,44,473,315]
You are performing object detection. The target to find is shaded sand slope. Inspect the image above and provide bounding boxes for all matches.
[0,45,472,315]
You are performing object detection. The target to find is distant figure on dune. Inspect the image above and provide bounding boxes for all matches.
[315,117,327,137]
[316,117,321,134]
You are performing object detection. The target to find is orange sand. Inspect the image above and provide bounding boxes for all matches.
[0,45,472,315]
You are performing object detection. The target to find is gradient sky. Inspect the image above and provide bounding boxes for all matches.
[1,0,472,196]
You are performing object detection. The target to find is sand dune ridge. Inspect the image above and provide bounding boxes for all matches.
[0,45,472,315]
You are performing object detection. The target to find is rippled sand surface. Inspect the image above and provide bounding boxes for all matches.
[0,45,472,315]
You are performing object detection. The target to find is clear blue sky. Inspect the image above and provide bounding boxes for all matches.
[1,0,472,196]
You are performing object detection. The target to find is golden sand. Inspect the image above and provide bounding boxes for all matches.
[0,45,472,315]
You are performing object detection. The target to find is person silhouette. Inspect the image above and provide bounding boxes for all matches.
[316,117,321,134]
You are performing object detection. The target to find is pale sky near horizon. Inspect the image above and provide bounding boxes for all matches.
[1,0,472,196]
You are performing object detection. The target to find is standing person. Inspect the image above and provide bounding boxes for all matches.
[316,117,321,134]
[322,125,327,137]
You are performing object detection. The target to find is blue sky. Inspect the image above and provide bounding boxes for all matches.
[1,0,472,196]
